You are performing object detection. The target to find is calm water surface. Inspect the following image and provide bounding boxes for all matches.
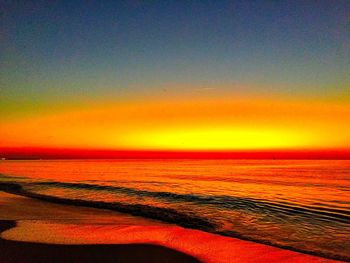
[0,159,349,260]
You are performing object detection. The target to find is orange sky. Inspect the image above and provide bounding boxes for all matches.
[1,95,350,153]
[2,1,349,159]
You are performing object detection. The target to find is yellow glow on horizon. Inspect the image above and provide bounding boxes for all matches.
[1,96,349,150]
[123,127,313,150]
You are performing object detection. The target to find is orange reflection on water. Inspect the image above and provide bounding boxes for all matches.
[0,159,349,260]
[1,159,349,210]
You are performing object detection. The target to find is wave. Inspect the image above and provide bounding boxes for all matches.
[0,182,216,232]
[36,181,350,224]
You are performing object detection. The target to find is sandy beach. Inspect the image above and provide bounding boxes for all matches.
[0,191,341,263]
[0,220,200,263]
[0,191,197,263]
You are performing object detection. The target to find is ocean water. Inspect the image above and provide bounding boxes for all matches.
[0,159,349,260]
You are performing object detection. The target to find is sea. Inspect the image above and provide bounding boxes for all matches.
[0,159,349,261]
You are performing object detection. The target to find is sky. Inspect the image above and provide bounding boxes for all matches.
[1,1,350,155]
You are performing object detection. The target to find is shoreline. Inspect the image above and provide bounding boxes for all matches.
[0,191,343,262]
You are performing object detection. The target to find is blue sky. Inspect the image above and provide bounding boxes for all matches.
[1,0,349,115]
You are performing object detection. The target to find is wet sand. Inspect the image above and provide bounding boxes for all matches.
[0,220,199,263]
[0,191,341,263]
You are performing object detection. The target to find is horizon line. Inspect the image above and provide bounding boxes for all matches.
[1,147,350,160]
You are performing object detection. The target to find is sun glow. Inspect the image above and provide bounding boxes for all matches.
[124,127,312,150]
[1,96,349,151]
